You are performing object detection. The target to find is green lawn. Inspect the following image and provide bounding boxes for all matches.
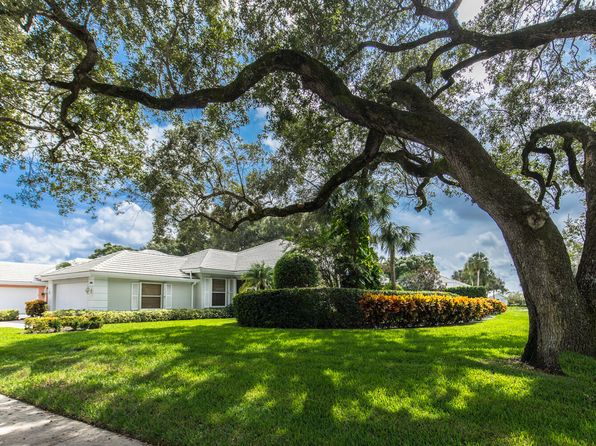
[0,308,594,445]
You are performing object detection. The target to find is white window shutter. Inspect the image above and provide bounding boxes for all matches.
[164,284,173,309]
[205,278,212,307]
[131,283,140,310]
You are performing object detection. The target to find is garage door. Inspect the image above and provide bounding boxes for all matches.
[0,287,39,313]
[55,281,88,310]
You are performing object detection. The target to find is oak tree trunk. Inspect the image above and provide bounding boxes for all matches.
[438,122,596,372]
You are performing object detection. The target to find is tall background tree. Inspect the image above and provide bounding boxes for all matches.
[0,0,594,371]
[377,223,419,290]
[395,253,442,291]
[453,252,506,291]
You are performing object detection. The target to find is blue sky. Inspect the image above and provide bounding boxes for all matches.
[0,0,584,291]
[0,112,582,292]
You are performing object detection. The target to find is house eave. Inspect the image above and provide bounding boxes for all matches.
[41,271,196,283]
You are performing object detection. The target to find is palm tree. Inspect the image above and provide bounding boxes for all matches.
[239,262,273,292]
[377,223,420,290]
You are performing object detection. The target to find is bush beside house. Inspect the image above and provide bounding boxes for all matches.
[445,286,488,298]
[25,315,103,333]
[25,299,48,317]
[273,252,319,288]
[234,288,504,328]
[0,310,19,321]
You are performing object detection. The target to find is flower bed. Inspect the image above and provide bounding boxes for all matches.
[234,288,506,328]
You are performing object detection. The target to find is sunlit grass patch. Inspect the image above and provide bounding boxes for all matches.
[0,308,594,445]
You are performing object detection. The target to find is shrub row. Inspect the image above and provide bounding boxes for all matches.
[234,288,506,328]
[445,286,487,298]
[25,316,103,333]
[43,306,234,324]
[25,299,48,317]
[360,293,506,328]
[0,309,19,321]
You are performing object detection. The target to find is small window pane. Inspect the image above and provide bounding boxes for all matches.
[142,283,162,296]
[212,279,226,292]
[212,293,226,307]
[142,297,161,309]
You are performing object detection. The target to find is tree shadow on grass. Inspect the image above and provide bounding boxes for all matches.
[0,317,594,445]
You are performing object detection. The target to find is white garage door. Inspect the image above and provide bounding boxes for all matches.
[55,281,88,310]
[0,287,39,313]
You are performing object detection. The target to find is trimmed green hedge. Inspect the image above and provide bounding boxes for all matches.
[44,307,234,324]
[0,310,19,321]
[233,288,485,329]
[445,286,488,298]
[25,315,103,333]
[273,252,319,288]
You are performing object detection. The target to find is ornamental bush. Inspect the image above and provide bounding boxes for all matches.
[44,306,233,324]
[359,293,506,328]
[25,315,104,333]
[445,286,488,298]
[25,299,48,317]
[273,252,319,288]
[0,310,19,321]
[233,288,497,328]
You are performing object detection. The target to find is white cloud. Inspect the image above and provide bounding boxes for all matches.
[393,195,519,290]
[263,135,282,151]
[457,0,485,22]
[146,123,173,147]
[255,106,270,120]
[0,202,153,264]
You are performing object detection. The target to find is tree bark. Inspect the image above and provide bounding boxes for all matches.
[389,248,396,290]
[436,120,596,372]
[576,133,596,316]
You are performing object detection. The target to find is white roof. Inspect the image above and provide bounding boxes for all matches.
[40,239,291,280]
[0,261,54,285]
[440,275,469,288]
[181,239,291,272]
[41,250,190,280]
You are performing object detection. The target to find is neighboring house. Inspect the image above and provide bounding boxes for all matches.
[0,262,54,314]
[439,275,469,288]
[40,240,290,311]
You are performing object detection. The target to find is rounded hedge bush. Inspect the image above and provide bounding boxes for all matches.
[273,252,319,288]
[233,288,506,329]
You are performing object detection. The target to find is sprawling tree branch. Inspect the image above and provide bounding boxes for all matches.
[348,1,596,95]
[522,121,595,209]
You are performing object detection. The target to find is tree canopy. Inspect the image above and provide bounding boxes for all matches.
[1,0,595,371]
[452,252,506,291]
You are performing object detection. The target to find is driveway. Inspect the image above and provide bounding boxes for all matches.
[0,320,25,329]
[0,394,147,445]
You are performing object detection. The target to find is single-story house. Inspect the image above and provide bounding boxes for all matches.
[0,262,53,314]
[40,240,290,311]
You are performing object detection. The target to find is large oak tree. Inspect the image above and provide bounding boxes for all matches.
[0,0,594,371]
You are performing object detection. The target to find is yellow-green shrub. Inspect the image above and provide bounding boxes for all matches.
[0,309,19,321]
[25,316,103,333]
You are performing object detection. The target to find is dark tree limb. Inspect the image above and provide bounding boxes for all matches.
[522,121,595,210]
[347,4,596,95]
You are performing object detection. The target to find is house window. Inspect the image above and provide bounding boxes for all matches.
[141,283,162,309]
[212,279,226,307]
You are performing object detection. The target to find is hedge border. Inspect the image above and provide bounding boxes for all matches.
[44,307,234,324]
[234,288,505,329]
